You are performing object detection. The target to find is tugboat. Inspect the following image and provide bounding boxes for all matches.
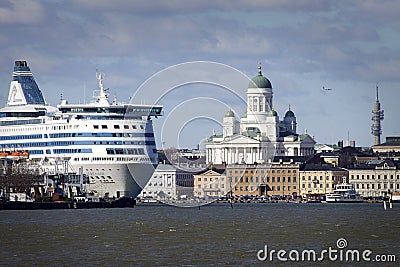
[326,177,363,203]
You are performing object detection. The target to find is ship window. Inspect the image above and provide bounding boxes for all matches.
[124,125,129,129]
[114,125,120,129]
[140,125,144,129]
[94,125,99,129]
[132,125,137,129]
[102,125,107,129]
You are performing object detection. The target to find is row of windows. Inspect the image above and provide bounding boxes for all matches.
[91,157,150,161]
[198,183,225,189]
[198,177,225,182]
[231,185,296,192]
[29,150,44,155]
[53,149,92,154]
[93,124,144,130]
[302,183,335,189]
[49,132,154,138]
[0,134,42,140]
[302,175,342,181]
[0,119,42,126]
[197,176,297,183]
[233,176,297,183]
[351,174,400,180]
[355,183,400,190]
[0,140,155,149]
[229,169,297,174]
[106,148,146,155]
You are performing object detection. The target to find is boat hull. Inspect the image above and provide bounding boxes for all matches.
[76,162,157,198]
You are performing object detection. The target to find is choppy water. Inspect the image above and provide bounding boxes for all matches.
[0,203,399,266]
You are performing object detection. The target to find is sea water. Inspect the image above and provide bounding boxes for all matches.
[1,203,399,266]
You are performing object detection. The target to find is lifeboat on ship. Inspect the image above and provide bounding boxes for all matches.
[6,150,29,160]
[0,151,8,159]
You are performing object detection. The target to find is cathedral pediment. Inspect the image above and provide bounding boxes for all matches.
[221,134,261,145]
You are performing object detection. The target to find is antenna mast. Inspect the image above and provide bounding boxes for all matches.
[371,84,384,145]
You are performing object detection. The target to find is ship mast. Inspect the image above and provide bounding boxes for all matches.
[96,70,110,106]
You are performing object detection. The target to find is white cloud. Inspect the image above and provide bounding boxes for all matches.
[0,0,45,24]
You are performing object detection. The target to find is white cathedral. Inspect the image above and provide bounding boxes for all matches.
[205,64,316,164]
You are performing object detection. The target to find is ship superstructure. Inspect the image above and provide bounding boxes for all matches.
[0,61,162,198]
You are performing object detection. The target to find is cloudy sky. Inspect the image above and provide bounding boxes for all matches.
[0,0,399,148]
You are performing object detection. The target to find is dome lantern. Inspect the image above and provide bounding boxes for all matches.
[248,63,272,89]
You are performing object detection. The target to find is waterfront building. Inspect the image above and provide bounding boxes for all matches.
[206,64,315,165]
[347,159,400,198]
[226,161,300,197]
[299,164,348,197]
[193,167,227,199]
[372,137,400,155]
[139,164,195,200]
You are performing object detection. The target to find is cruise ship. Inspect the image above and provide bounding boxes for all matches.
[0,61,162,198]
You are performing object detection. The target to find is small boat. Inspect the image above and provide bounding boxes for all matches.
[391,191,400,203]
[326,177,363,203]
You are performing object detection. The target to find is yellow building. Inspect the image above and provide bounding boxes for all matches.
[193,168,227,199]
[226,162,300,197]
[299,164,348,197]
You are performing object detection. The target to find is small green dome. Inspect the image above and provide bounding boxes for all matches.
[285,110,295,117]
[242,111,247,118]
[248,64,272,89]
[225,109,234,117]
[269,109,278,116]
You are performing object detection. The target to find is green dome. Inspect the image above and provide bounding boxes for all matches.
[225,109,234,117]
[269,109,278,116]
[248,64,272,89]
[285,110,295,117]
[242,111,247,118]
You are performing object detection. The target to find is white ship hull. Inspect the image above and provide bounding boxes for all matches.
[325,194,363,203]
[76,162,157,198]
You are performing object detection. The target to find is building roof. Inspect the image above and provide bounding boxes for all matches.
[343,158,400,170]
[300,163,346,172]
[339,146,367,156]
[242,130,259,139]
[285,110,295,118]
[269,108,278,116]
[373,136,400,147]
[272,155,313,163]
[248,65,272,89]
[155,164,178,172]
[224,109,234,117]
[197,167,226,175]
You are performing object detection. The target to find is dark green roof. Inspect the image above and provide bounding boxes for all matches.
[285,110,295,117]
[242,130,259,139]
[268,109,278,116]
[248,65,272,89]
[225,109,234,117]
